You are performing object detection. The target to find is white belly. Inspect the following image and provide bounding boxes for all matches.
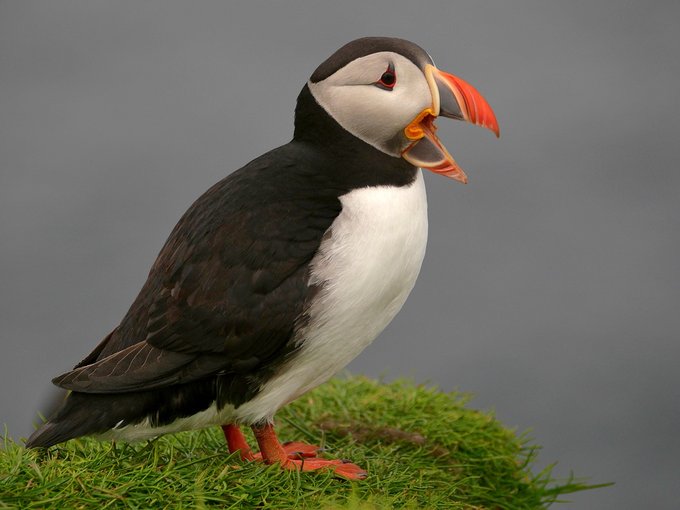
[104,171,428,439]
[235,170,428,423]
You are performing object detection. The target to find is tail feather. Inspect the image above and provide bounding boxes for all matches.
[26,421,79,448]
[26,376,229,448]
[25,392,129,448]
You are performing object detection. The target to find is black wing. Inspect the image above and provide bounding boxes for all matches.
[53,146,342,394]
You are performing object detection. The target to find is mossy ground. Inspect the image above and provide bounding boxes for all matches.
[1,376,604,509]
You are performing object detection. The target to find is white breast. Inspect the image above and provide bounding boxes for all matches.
[235,170,428,423]
[104,171,428,440]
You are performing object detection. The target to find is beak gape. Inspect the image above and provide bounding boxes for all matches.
[402,64,500,183]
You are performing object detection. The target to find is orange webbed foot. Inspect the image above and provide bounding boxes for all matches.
[281,457,367,480]
[222,422,367,480]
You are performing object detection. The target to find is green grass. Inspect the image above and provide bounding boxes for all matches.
[1,376,606,509]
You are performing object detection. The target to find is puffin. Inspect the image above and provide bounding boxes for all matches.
[26,37,499,480]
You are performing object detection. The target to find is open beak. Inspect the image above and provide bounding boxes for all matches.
[402,64,499,183]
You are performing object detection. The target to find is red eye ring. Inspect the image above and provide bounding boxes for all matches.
[375,63,396,90]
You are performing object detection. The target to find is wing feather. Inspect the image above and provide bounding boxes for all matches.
[54,151,342,395]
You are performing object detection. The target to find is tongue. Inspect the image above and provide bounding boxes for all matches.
[401,117,468,183]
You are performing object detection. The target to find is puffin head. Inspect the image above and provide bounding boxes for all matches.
[305,37,499,183]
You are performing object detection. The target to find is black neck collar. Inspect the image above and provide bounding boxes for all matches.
[292,84,418,189]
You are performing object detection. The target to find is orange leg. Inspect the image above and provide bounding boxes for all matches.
[251,422,367,480]
[222,424,255,461]
[222,423,320,461]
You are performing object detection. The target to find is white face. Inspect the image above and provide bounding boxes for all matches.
[307,52,433,156]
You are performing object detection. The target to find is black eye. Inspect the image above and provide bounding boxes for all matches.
[375,64,396,90]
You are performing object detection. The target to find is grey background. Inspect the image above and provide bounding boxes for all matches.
[1,1,678,508]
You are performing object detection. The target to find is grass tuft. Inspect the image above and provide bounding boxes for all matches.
[1,376,607,509]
